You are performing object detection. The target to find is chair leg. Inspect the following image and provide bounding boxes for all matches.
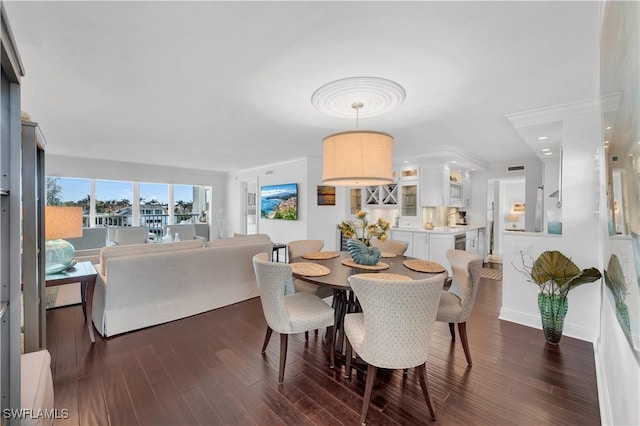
[327,326,335,369]
[416,363,436,421]
[448,322,456,340]
[278,334,288,384]
[360,364,377,425]
[315,329,319,336]
[344,337,353,379]
[458,322,472,366]
[261,326,273,353]
[305,331,309,342]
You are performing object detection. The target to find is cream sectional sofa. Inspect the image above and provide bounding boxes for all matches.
[91,234,273,337]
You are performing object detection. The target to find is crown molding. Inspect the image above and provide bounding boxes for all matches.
[506,94,622,128]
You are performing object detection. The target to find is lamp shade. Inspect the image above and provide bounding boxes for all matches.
[45,206,83,240]
[44,206,83,274]
[322,130,394,186]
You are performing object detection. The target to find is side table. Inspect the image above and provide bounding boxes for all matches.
[45,261,98,343]
[272,243,287,262]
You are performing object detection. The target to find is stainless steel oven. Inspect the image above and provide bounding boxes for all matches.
[455,233,466,250]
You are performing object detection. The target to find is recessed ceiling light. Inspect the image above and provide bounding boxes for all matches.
[605,145,609,148]
[544,152,552,156]
[451,160,457,164]
[537,136,548,140]
[605,140,609,144]
[403,160,408,163]
[470,168,476,171]
[541,148,551,152]
[606,126,612,130]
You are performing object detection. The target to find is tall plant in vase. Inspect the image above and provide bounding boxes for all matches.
[338,210,390,265]
[513,250,601,345]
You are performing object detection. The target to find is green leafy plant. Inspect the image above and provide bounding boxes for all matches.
[515,250,602,298]
[338,210,390,246]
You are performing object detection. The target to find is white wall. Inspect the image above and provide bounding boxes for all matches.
[226,157,345,250]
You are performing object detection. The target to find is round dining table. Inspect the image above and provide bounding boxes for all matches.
[290,251,447,358]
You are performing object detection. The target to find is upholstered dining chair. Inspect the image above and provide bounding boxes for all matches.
[436,249,483,366]
[287,240,333,298]
[344,273,447,424]
[252,253,335,383]
[370,238,410,255]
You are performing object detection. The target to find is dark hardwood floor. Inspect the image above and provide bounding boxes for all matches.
[46,264,600,425]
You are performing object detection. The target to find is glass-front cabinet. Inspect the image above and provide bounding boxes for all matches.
[396,165,419,181]
[399,182,418,217]
[349,187,362,215]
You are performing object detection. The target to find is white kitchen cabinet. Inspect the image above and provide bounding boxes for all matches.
[462,171,472,207]
[420,164,448,206]
[364,184,398,207]
[429,233,455,274]
[390,230,414,257]
[465,229,479,254]
[398,182,418,218]
[396,165,419,182]
[412,232,429,260]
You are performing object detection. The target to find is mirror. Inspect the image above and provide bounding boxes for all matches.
[601,1,640,355]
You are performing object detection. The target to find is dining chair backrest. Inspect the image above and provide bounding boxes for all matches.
[288,240,324,260]
[167,224,197,241]
[348,273,447,369]
[113,227,149,245]
[370,238,409,255]
[252,253,294,334]
[446,249,483,322]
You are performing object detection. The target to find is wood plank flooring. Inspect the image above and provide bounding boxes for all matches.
[46,264,600,425]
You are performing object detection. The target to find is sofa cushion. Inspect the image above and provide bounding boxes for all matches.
[100,239,204,276]
[114,227,149,245]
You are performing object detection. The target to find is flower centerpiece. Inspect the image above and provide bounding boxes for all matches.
[513,250,601,345]
[338,210,390,265]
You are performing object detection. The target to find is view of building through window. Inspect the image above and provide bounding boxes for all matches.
[46,177,211,236]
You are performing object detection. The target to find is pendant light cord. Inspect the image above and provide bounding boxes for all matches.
[352,101,363,129]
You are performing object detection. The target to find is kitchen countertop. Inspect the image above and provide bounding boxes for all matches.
[391,225,486,235]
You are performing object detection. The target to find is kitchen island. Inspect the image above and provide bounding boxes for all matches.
[390,225,485,273]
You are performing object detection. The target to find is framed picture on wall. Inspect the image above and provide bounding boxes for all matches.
[317,185,336,206]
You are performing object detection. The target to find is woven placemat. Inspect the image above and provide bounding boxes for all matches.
[302,251,340,260]
[403,259,446,273]
[380,251,396,258]
[341,258,389,271]
[355,273,412,281]
[290,262,330,277]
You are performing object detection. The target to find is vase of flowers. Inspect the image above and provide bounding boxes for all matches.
[338,210,390,265]
[514,250,601,345]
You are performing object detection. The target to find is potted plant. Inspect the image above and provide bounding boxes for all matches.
[338,210,390,265]
[514,250,602,345]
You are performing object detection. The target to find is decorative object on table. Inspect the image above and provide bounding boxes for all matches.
[513,250,601,345]
[290,262,331,277]
[512,202,526,212]
[347,239,382,265]
[604,254,632,343]
[301,251,340,260]
[403,259,446,274]
[338,210,390,247]
[341,258,389,271]
[315,79,404,186]
[316,185,336,206]
[44,206,83,274]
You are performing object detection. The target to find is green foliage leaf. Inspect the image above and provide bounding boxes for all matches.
[531,251,580,286]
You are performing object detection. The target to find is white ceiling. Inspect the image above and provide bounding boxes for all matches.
[4,1,601,173]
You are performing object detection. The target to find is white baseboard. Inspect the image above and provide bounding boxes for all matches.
[594,339,612,426]
[499,308,596,342]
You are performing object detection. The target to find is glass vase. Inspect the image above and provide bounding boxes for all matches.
[537,292,568,345]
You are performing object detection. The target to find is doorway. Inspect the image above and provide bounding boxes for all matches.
[487,177,526,262]
[242,179,258,235]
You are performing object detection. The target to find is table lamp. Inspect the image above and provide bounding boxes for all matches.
[45,206,83,274]
[506,213,520,229]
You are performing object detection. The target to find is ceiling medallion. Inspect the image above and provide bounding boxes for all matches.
[311,76,406,119]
